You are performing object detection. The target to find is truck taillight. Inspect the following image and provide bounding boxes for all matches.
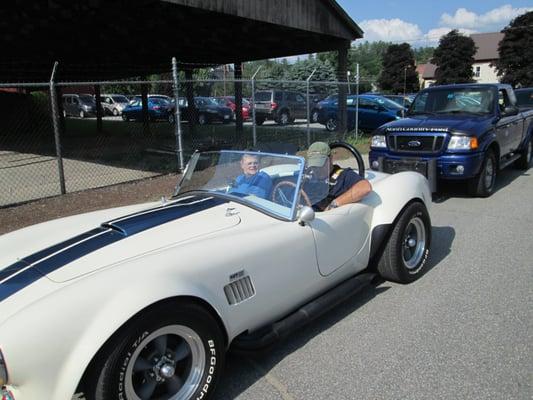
[271,102,278,110]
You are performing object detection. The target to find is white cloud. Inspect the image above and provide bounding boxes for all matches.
[440,5,533,30]
[423,27,478,46]
[359,18,422,42]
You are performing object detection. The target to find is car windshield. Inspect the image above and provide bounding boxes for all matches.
[410,87,495,115]
[175,150,326,220]
[112,95,129,103]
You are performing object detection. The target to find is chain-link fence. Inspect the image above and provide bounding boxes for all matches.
[0,67,381,207]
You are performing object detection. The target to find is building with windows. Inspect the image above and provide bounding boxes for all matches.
[417,31,504,87]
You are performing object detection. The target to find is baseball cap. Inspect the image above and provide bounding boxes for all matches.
[306,142,331,168]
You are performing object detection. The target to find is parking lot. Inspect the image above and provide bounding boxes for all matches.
[213,166,532,400]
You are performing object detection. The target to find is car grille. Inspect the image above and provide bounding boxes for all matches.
[388,135,445,154]
[224,276,255,305]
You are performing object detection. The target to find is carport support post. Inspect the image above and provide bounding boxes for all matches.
[94,84,103,135]
[355,63,359,139]
[251,66,262,146]
[172,57,185,172]
[234,62,244,144]
[141,83,150,136]
[337,45,349,135]
[306,68,317,147]
[49,61,66,195]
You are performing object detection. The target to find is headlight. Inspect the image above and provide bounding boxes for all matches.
[0,348,8,386]
[371,135,387,148]
[448,136,478,150]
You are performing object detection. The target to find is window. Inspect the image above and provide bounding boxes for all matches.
[287,92,296,102]
[274,92,283,101]
[475,66,481,78]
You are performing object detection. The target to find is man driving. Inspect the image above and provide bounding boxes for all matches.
[305,142,372,211]
[230,153,272,199]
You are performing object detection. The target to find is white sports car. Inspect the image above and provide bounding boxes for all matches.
[0,143,432,400]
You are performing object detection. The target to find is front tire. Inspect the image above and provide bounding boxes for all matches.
[198,114,208,125]
[468,149,497,197]
[325,117,337,132]
[85,302,224,400]
[377,202,431,284]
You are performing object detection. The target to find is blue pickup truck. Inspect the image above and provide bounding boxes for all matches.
[369,84,533,197]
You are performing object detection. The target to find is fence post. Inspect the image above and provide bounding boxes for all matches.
[49,61,66,195]
[172,57,185,172]
[355,63,360,140]
[306,68,317,148]
[251,66,262,146]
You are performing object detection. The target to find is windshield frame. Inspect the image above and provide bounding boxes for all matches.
[173,150,306,221]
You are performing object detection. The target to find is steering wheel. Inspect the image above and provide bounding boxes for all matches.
[271,181,312,207]
[330,141,365,178]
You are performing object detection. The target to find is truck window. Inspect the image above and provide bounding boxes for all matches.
[498,90,511,112]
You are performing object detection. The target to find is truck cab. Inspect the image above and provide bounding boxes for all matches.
[369,84,533,197]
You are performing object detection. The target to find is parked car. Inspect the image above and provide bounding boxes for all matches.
[317,94,404,132]
[169,97,233,125]
[0,143,432,400]
[121,97,172,122]
[215,96,251,120]
[369,83,533,196]
[98,94,130,116]
[254,89,308,125]
[62,94,97,118]
[382,94,414,108]
[515,88,533,109]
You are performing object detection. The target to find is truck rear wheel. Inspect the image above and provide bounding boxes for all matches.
[515,138,532,170]
[468,149,497,197]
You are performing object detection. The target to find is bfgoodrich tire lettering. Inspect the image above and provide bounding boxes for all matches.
[376,202,431,283]
[86,302,224,400]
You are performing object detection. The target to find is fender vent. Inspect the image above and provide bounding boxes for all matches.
[224,276,255,305]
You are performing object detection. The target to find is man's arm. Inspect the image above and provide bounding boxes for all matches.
[331,179,372,207]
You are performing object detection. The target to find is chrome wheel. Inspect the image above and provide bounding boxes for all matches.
[402,217,426,270]
[280,112,289,125]
[125,325,206,400]
[325,118,337,132]
[484,156,495,190]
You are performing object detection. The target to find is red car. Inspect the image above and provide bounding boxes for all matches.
[215,96,251,120]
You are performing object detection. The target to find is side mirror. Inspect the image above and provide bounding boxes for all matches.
[503,106,519,116]
[297,206,315,225]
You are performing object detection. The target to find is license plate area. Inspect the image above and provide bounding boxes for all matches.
[384,159,428,176]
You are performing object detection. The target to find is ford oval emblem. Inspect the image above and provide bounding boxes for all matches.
[408,140,422,147]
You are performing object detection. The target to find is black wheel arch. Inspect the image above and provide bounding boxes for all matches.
[369,198,427,265]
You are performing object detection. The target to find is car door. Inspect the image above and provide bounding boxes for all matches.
[295,93,307,119]
[495,89,518,156]
[308,203,372,276]
[357,97,376,130]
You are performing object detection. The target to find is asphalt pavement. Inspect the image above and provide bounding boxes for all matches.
[215,165,533,400]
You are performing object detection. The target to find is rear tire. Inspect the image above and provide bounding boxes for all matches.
[515,138,532,170]
[198,114,208,125]
[85,302,225,400]
[112,108,119,116]
[256,117,265,125]
[122,113,129,122]
[468,149,497,197]
[376,202,431,284]
[277,111,290,125]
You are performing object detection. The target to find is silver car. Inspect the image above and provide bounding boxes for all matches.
[99,94,130,116]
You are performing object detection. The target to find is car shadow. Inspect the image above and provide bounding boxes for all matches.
[426,225,455,273]
[433,166,530,203]
[215,282,388,399]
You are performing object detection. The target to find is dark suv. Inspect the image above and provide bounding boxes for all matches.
[254,90,308,125]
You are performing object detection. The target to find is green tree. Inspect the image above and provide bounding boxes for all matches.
[414,47,435,64]
[432,30,476,84]
[378,43,420,93]
[493,11,533,87]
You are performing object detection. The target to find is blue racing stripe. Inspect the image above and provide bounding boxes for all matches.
[0,195,228,303]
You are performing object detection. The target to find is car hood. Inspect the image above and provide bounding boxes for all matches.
[0,195,239,293]
[382,114,494,134]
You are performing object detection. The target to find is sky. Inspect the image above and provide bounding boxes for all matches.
[336,1,533,46]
